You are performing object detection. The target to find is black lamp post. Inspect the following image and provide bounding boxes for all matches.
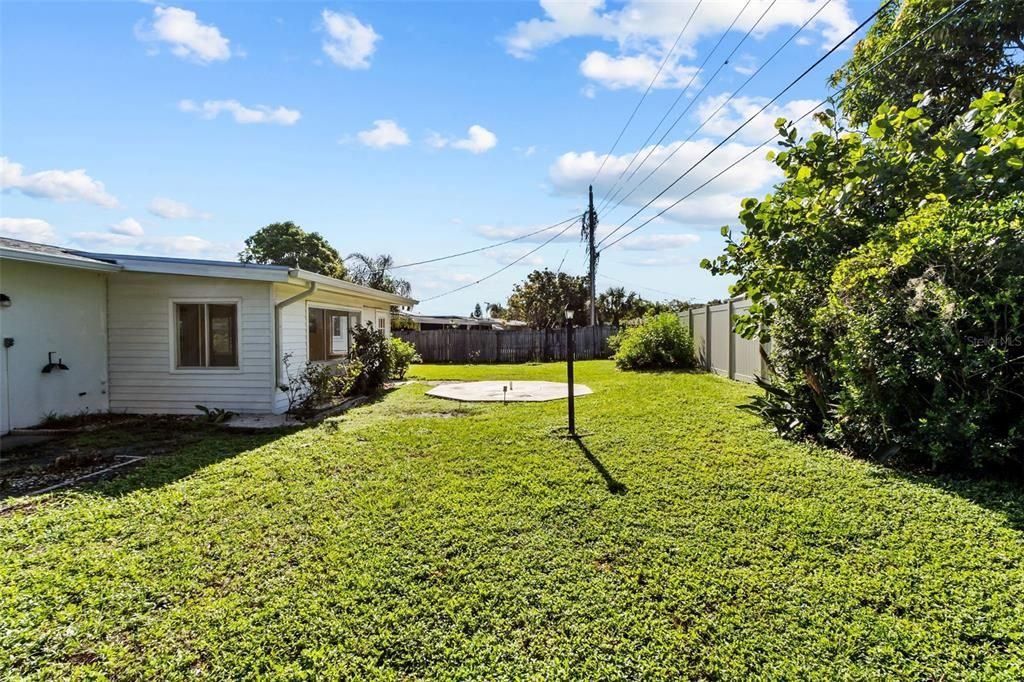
[565,306,576,436]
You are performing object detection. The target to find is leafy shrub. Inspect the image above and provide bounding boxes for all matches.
[348,323,390,396]
[703,85,1024,474]
[609,313,695,370]
[823,195,1024,471]
[281,359,354,413]
[386,337,420,379]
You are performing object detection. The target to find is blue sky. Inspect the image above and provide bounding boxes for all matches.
[1,0,875,314]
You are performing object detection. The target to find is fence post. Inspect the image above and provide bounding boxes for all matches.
[704,304,712,372]
[728,298,736,380]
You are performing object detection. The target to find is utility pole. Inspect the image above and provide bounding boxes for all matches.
[586,184,598,326]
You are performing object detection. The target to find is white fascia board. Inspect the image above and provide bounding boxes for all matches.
[112,258,292,283]
[0,247,122,272]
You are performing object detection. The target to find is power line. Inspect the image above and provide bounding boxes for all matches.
[598,0,973,253]
[370,213,583,273]
[596,0,746,212]
[600,0,833,222]
[596,1,892,250]
[598,0,773,214]
[588,2,702,188]
[599,272,685,300]
[419,218,578,302]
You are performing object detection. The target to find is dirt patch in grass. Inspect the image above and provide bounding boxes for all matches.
[1,416,240,500]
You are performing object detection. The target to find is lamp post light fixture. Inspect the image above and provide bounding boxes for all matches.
[565,306,576,436]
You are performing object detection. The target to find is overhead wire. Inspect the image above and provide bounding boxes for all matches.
[596,0,893,250]
[418,218,579,302]
[597,0,973,253]
[596,0,748,212]
[369,212,583,273]
[600,0,833,222]
[588,1,704,188]
[598,0,776,214]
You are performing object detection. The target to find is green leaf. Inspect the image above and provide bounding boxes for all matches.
[904,107,923,120]
[1008,157,1023,169]
[867,122,885,139]
[796,166,812,181]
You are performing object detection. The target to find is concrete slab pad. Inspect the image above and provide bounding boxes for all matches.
[426,380,592,403]
[225,414,300,429]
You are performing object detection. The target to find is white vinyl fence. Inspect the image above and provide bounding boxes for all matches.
[682,297,770,383]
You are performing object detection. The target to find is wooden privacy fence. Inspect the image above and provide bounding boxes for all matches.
[395,325,618,364]
[681,297,771,384]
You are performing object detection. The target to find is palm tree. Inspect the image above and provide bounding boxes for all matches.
[346,253,412,297]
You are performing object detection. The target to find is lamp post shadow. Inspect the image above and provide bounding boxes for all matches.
[572,435,627,495]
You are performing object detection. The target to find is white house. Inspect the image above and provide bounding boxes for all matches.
[0,237,416,431]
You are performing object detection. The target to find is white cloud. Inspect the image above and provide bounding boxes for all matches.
[136,6,231,63]
[485,247,545,267]
[110,218,145,236]
[426,125,498,154]
[549,136,781,225]
[505,1,856,58]
[616,254,698,267]
[72,222,237,259]
[178,99,301,126]
[1,157,118,208]
[504,1,857,91]
[581,84,598,99]
[425,131,449,150]
[694,94,824,143]
[614,233,700,250]
[579,51,699,90]
[0,217,57,242]
[355,119,410,148]
[148,197,212,220]
[321,10,380,69]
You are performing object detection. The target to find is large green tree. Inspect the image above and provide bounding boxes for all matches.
[830,0,1024,127]
[345,253,412,297]
[239,221,345,279]
[506,270,588,328]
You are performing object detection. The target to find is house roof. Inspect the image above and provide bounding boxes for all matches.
[0,238,418,306]
[400,313,528,330]
[0,237,121,272]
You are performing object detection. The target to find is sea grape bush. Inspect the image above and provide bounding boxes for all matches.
[703,82,1024,472]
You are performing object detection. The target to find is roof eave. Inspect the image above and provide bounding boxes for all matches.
[291,269,418,307]
[0,247,122,272]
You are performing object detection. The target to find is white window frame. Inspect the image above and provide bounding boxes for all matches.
[168,298,243,374]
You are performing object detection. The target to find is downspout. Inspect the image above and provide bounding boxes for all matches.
[274,282,317,390]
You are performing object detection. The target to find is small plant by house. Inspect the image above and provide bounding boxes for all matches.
[194,405,236,424]
[608,312,695,370]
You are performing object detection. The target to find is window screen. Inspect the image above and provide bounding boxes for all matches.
[176,303,238,368]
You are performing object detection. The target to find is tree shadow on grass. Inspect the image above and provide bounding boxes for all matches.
[572,435,627,495]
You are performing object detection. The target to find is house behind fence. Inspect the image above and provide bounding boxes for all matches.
[395,325,618,364]
[681,296,769,383]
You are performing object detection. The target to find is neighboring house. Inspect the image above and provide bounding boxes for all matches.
[0,238,416,431]
[397,313,527,331]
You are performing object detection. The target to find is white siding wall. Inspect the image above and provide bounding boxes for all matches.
[0,260,110,430]
[107,272,275,414]
[272,284,396,413]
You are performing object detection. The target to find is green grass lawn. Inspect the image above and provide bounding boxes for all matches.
[2,361,1023,679]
